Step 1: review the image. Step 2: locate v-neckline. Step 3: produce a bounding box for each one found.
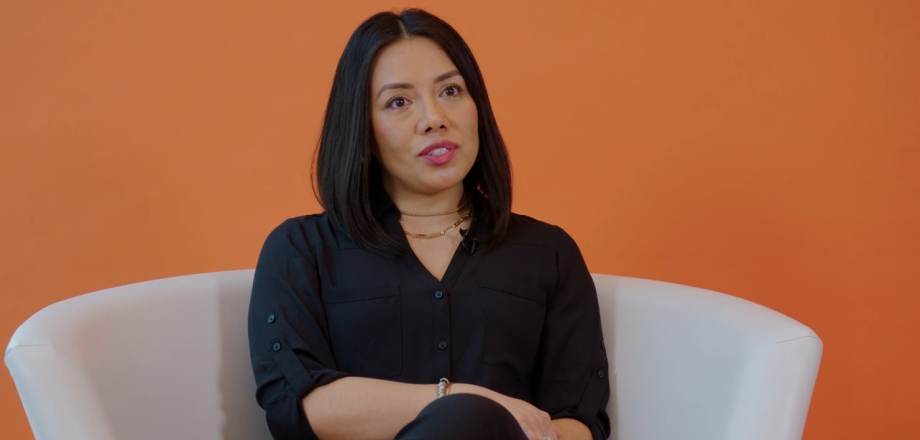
[401,231,469,290]
[387,213,469,290]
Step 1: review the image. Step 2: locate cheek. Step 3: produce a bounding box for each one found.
[455,100,479,134]
[464,103,479,136]
[374,120,409,157]
[463,105,480,152]
[460,108,480,163]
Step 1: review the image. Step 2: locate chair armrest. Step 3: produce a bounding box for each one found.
[592,274,822,440]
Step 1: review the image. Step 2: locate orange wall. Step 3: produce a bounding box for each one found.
[1,1,918,438]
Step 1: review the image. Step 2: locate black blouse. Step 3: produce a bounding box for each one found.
[248,193,611,440]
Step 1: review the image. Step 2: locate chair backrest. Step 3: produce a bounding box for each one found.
[5,270,270,440]
[6,271,821,440]
[595,275,822,440]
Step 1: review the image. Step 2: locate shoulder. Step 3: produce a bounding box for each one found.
[260,213,347,258]
[502,213,578,253]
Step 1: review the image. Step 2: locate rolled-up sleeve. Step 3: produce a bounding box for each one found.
[248,219,349,440]
[531,227,611,440]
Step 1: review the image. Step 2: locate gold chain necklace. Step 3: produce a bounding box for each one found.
[399,199,469,217]
[404,212,471,239]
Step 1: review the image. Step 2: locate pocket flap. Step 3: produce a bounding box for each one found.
[322,285,399,304]
[477,275,546,305]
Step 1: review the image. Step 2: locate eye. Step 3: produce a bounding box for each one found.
[442,84,464,97]
[385,96,410,109]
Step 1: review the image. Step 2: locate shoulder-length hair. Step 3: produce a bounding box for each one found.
[314,8,513,254]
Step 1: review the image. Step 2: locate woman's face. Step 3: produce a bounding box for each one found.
[370,37,479,198]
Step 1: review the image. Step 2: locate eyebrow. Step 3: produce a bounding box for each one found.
[375,70,462,99]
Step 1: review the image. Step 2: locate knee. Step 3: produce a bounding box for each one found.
[397,394,526,440]
[422,393,515,425]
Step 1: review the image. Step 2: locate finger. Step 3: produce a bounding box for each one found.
[536,412,556,440]
[540,426,557,440]
[542,422,559,440]
[519,422,540,440]
[527,415,555,440]
[524,421,553,440]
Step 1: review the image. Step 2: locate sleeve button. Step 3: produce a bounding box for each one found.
[272,342,282,352]
[267,314,275,323]
[596,370,606,379]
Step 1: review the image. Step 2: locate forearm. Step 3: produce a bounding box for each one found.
[302,377,436,440]
[303,378,493,440]
[552,418,592,440]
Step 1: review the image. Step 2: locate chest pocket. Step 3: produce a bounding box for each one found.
[323,285,402,378]
[478,274,547,383]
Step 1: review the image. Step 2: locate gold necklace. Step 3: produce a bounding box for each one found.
[399,199,469,217]
[404,212,471,239]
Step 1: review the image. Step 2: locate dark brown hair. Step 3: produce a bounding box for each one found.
[314,9,512,254]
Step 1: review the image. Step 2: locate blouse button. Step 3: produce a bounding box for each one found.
[434,290,444,299]
[267,314,275,323]
[272,342,282,352]
[437,341,448,350]
[596,370,606,379]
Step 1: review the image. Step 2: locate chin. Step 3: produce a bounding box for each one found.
[420,175,466,193]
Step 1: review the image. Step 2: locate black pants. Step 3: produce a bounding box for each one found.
[395,394,529,440]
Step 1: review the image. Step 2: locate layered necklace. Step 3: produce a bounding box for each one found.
[400,199,470,239]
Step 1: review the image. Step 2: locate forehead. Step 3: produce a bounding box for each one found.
[371,37,459,86]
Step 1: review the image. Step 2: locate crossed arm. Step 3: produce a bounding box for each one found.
[302,377,591,440]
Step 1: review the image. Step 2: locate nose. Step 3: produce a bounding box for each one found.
[418,97,448,133]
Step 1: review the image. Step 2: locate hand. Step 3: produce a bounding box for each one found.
[479,389,562,440]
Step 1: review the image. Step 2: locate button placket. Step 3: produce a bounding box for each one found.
[432,285,451,379]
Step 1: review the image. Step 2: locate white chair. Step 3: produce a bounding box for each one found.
[5,270,821,440]
[594,276,822,440]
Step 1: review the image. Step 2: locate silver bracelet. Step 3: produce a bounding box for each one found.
[437,378,451,399]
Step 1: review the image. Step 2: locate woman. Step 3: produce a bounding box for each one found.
[248,9,609,440]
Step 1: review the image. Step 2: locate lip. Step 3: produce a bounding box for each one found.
[418,141,459,167]
[418,141,458,156]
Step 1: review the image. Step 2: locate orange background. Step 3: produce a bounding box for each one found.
[2,0,918,438]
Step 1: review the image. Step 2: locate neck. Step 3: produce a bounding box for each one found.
[387,184,466,216]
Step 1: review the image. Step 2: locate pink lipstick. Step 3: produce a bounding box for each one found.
[418,141,458,166]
